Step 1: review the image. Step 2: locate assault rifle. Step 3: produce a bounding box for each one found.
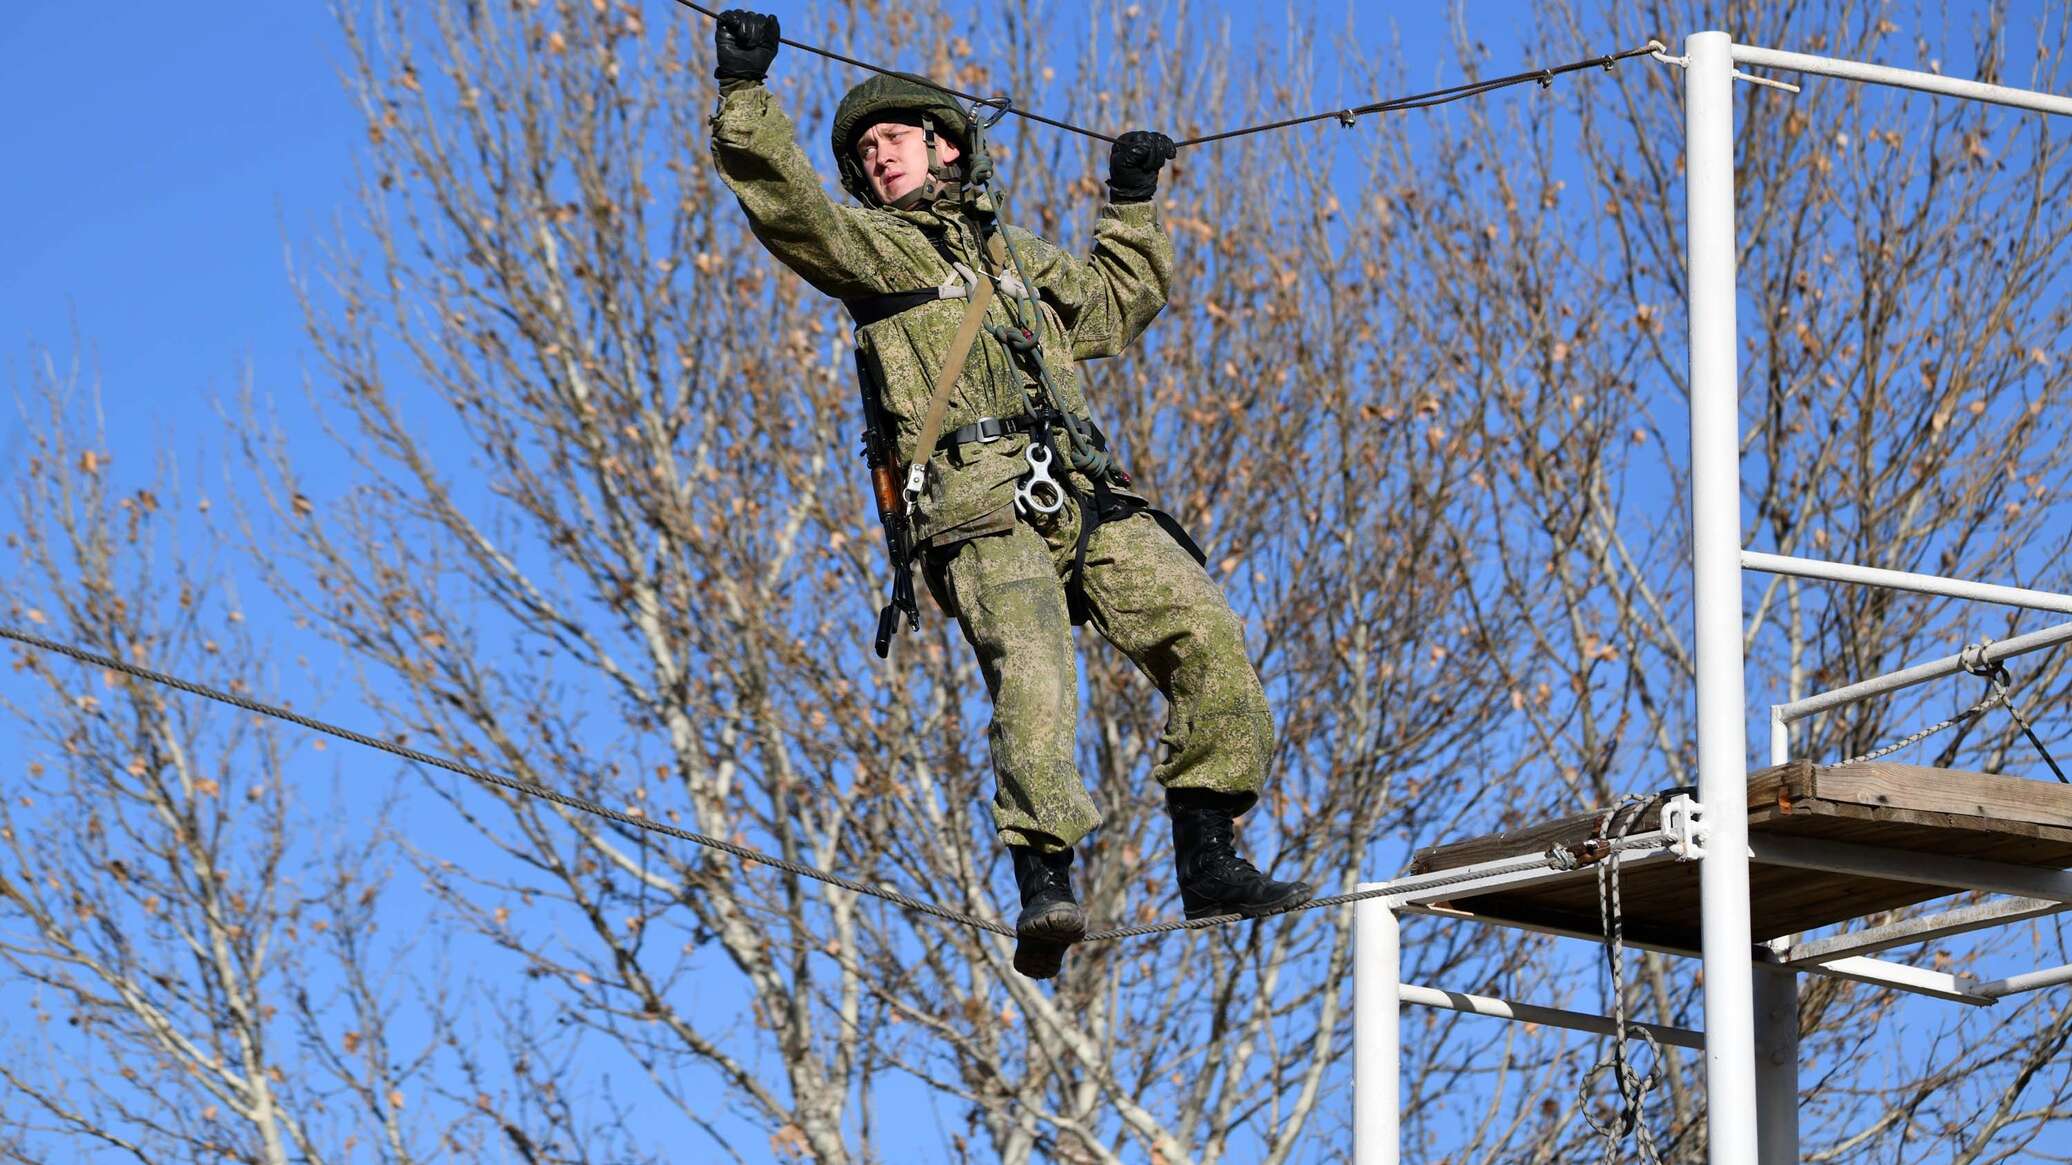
[854,349,921,657]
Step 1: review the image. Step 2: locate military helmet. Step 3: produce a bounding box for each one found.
[830,72,974,204]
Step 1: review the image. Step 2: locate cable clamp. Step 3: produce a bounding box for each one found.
[1336,109,1358,127]
[1661,794,1704,861]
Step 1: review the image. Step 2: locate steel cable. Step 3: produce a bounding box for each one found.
[671,0,1661,151]
[2,626,1669,948]
[0,625,1017,937]
[1821,642,2067,781]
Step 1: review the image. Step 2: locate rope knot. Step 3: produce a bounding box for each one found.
[989,323,1038,352]
[1960,640,1998,678]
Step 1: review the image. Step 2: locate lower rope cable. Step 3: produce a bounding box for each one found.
[2,626,1686,946]
[0,625,1015,939]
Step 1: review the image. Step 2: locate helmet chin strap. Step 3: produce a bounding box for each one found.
[885,114,962,211]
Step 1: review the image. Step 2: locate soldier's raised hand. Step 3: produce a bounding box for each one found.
[714,9,781,83]
[1107,130,1178,203]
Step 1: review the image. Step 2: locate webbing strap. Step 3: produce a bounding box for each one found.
[903,233,1008,501]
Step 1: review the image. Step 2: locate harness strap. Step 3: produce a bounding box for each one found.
[844,263,974,329]
[847,288,951,329]
[1063,476,1208,625]
[902,232,1015,504]
[937,412,1044,450]
[904,274,994,502]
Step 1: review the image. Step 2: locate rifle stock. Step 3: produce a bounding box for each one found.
[855,348,921,657]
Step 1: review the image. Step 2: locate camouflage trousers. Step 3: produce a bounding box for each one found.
[925,495,1275,852]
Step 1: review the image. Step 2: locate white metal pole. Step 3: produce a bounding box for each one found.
[1742,551,2072,615]
[1396,983,1706,1050]
[1355,893,1401,1165]
[1732,43,2072,116]
[1685,30,1762,1165]
[1753,969,1800,1163]
[1772,617,2072,724]
[1977,961,2072,997]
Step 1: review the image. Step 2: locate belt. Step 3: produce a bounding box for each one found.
[936,414,1044,451]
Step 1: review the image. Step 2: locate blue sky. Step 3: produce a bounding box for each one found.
[2,2,359,468]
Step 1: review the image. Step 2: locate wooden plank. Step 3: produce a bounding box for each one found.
[1812,761,2072,830]
[1418,761,2072,874]
[1410,799,1681,874]
[1750,797,2072,845]
[1431,860,1964,945]
[1410,761,2072,944]
[1749,804,2072,858]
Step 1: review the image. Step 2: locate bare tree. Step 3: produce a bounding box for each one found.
[10,0,2038,1161]
[0,357,618,1163]
[222,0,1541,1160]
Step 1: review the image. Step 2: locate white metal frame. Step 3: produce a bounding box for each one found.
[1351,32,2072,1165]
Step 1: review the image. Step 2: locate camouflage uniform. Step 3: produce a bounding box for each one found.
[710,85,1273,852]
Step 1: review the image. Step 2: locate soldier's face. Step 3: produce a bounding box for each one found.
[856,120,962,205]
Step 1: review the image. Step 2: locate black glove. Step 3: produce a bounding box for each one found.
[1107,130,1177,203]
[714,9,780,83]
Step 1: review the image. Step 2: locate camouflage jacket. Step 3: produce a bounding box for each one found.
[709,84,1173,548]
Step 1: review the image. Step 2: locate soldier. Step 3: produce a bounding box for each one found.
[708,10,1312,979]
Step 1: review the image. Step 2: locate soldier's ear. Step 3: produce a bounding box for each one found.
[934,135,963,165]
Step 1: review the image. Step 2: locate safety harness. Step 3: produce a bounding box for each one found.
[844,110,1203,652]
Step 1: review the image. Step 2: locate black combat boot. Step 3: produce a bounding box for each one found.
[1008,846,1087,980]
[1167,788,1315,920]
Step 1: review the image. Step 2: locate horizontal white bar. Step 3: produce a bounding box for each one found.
[1733,43,2072,116]
[1398,982,1706,1050]
[1783,897,2067,964]
[1748,834,2072,904]
[1385,840,1678,908]
[1409,906,1994,1005]
[1804,955,1993,1006]
[1976,961,2072,997]
[1402,905,1999,1005]
[1744,552,2072,615]
[1774,618,2072,723]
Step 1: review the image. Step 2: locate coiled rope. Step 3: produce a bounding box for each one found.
[669,0,1662,149]
[1568,794,1669,1164]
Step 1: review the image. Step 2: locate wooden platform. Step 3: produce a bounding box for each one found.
[1409,761,2072,949]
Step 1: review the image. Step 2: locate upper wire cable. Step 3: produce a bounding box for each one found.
[671,0,1661,150]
